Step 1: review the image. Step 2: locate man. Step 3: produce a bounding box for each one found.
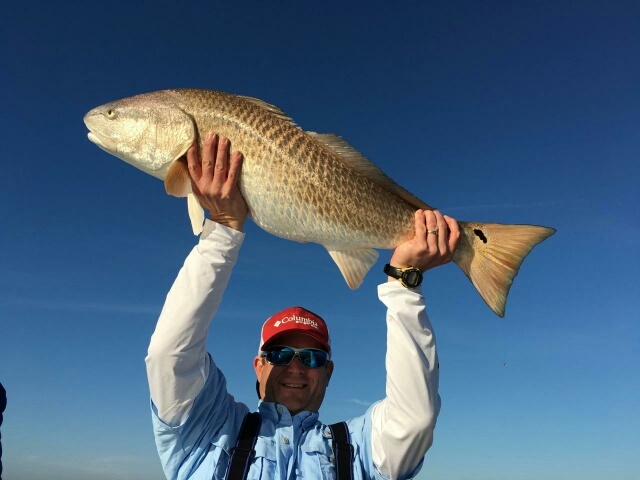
[0,381,5,480]
[146,134,460,479]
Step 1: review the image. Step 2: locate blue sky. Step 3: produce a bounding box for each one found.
[1,1,638,479]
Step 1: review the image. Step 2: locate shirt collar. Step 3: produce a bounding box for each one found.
[257,401,320,430]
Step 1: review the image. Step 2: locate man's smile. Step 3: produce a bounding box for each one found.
[282,383,306,389]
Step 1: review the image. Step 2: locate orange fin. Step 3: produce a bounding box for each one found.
[307,132,432,210]
[453,222,556,317]
[327,248,379,289]
[188,193,205,235]
[164,160,191,197]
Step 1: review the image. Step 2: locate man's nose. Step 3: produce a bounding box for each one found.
[286,355,305,371]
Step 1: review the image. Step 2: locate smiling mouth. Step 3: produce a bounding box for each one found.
[283,383,306,389]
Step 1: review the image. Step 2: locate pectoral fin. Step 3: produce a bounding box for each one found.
[327,248,379,289]
[165,160,204,235]
[188,193,205,235]
[164,160,191,197]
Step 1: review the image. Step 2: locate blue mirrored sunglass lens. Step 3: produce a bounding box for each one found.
[300,350,324,368]
[265,348,327,368]
[266,349,294,365]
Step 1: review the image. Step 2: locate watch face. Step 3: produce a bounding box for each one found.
[402,269,422,287]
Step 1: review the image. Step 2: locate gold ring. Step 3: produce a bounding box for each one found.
[427,230,438,235]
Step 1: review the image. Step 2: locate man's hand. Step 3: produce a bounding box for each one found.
[389,210,460,276]
[186,133,249,232]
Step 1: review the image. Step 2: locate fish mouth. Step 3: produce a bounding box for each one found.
[87,131,117,154]
[84,110,117,153]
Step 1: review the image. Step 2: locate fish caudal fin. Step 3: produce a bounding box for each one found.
[328,248,379,289]
[453,222,556,317]
[187,193,205,235]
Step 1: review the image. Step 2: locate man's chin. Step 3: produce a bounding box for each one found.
[277,392,310,413]
[280,396,307,412]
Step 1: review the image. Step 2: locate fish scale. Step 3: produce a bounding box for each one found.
[85,88,555,316]
[174,90,410,243]
[225,116,409,245]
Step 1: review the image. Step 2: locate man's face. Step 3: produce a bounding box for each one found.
[254,332,334,416]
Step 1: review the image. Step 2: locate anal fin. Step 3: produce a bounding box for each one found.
[327,248,379,289]
[188,193,205,235]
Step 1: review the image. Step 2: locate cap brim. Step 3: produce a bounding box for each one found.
[261,331,330,352]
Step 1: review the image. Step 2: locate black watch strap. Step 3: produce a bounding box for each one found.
[383,264,423,288]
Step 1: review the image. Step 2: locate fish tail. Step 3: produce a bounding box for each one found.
[452,222,556,317]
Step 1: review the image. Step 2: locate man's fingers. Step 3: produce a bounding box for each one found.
[225,151,244,189]
[425,210,438,250]
[201,133,217,182]
[433,210,449,255]
[413,210,427,248]
[186,143,202,182]
[212,136,230,191]
[444,215,460,254]
[414,210,426,232]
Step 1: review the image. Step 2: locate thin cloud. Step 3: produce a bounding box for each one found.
[346,398,372,407]
[14,454,158,480]
[1,297,160,315]
[442,200,559,212]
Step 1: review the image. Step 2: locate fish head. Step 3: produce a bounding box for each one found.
[84,91,196,179]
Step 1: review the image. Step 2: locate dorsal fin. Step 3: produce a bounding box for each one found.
[307,132,432,210]
[236,95,301,130]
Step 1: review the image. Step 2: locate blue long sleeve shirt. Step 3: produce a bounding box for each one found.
[146,220,440,479]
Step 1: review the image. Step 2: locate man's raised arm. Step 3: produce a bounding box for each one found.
[371,209,460,479]
[145,134,248,426]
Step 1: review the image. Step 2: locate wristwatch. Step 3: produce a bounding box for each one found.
[383,264,423,288]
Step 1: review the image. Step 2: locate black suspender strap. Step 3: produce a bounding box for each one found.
[329,422,354,480]
[225,412,262,480]
[225,414,354,480]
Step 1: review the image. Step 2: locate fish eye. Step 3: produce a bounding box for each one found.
[106,109,116,119]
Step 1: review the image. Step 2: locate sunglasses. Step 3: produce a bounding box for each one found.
[261,346,330,368]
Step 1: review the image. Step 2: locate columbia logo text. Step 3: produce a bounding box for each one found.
[274,316,319,329]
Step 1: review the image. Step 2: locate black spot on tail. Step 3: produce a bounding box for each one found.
[473,229,488,243]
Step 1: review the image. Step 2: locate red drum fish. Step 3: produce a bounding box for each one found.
[84,89,555,316]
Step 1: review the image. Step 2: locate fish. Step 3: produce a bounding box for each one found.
[84,89,555,317]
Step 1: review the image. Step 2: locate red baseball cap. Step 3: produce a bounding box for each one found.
[259,306,331,352]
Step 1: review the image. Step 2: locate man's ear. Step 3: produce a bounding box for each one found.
[254,357,266,400]
[253,356,263,379]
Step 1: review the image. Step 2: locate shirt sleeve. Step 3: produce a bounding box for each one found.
[370,281,441,479]
[151,354,250,480]
[145,220,245,427]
